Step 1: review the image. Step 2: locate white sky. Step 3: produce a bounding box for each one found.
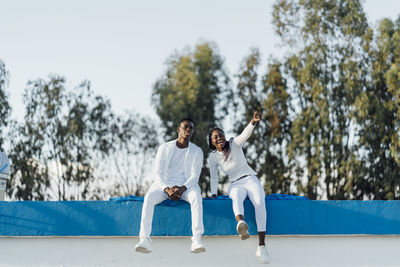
[1,0,399,122]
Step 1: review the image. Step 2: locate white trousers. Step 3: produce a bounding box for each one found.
[139,183,204,239]
[228,175,267,232]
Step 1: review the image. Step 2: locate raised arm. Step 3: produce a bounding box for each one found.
[233,111,261,147]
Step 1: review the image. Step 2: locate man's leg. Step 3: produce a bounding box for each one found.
[136,183,167,253]
[181,186,205,253]
[181,187,204,238]
[139,183,168,238]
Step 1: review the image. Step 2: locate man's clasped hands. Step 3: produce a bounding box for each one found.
[163,185,187,201]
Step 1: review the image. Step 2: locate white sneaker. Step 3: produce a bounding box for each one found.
[236,220,250,240]
[256,245,271,264]
[135,237,152,253]
[191,237,206,253]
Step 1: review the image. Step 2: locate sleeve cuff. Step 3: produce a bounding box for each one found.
[183,182,192,189]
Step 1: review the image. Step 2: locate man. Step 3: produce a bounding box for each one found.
[0,152,10,201]
[135,118,205,253]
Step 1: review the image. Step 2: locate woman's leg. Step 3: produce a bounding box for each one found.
[229,185,247,220]
[242,177,271,263]
[229,184,250,239]
[258,231,266,246]
[236,214,244,222]
[246,176,267,246]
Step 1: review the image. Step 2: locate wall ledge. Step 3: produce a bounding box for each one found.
[1,200,399,236]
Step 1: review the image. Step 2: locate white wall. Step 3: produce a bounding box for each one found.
[0,236,399,267]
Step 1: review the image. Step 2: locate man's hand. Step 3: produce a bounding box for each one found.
[164,187,179,200]
[170,185,187,201]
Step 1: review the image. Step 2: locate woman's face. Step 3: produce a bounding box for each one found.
[211,129,226,151]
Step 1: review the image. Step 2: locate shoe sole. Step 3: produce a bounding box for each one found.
[135,246,151,253]
[237,222,250,240]
[191,247,206,253]
[256,250,271,264]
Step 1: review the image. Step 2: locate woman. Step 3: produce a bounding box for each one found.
[208,111,270,264]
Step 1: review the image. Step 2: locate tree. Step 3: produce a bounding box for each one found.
[261,59,294,195]
[271,0,369,199]
[152,42,232,194]
[95,111,159,198]
[351,17,400,199]
[0,60,11,151]
[8,75,116,200]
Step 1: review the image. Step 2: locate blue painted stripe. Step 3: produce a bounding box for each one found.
[0,200,399,236]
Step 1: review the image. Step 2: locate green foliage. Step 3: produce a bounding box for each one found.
[262,60,293,194]
[235,0,400,199]
[152,42,232,194]
[8,76,116,200]
[243,0,400,200]
[98,111,159,198]
[351,16,400,199]
[238,0,368,199]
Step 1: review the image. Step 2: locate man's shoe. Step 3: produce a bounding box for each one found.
[135,237,152,253]
[236,220,250,240]
[191,237,206,253]
[256,245,271,264]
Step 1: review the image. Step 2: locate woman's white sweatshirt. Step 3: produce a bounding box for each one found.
[208,122,257,195]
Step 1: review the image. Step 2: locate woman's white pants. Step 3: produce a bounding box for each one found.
[139,183,204,239]
[228,175,267,232]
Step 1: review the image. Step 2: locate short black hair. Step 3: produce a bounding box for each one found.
[179,118,195,126]
[208,127,224,151]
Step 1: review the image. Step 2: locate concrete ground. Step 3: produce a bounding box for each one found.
[0,235,399,267]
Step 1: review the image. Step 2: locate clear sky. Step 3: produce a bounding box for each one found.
[1,0,399,122]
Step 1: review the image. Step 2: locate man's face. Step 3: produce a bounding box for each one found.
[177,120,194,140]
